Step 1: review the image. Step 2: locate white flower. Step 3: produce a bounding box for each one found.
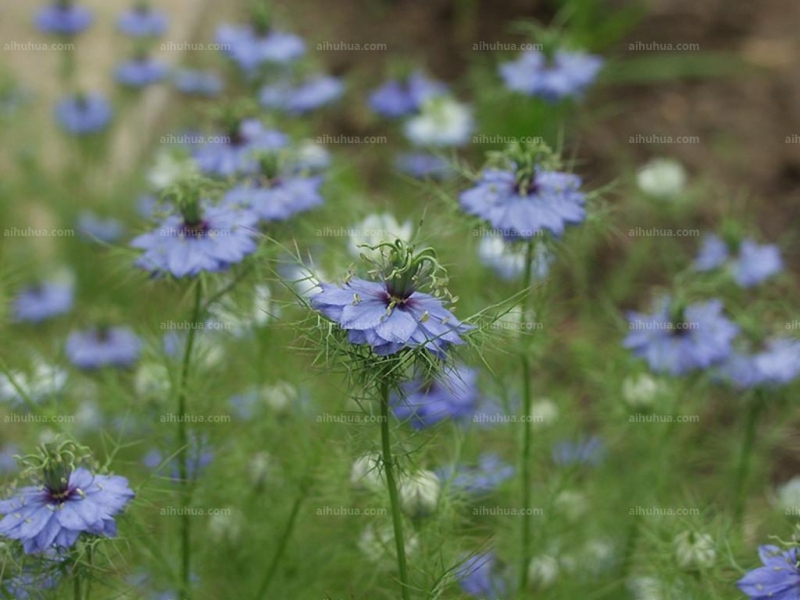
[287,265,323,300]
[404,96,473,147]
[621,374,663,410]
[248,451,273,488]
[135,362,171,398]
[0,359,67,405]
[350,452,384,490]
[478,237,552,281]
[348,213,414,261]
[554,490,588,522]
[260,381,297,413]
[674,531,716,570]
[627,577,669,600]
[74,400,102,432]
[147,148,198,191]
[636,158,687,199]
[775,477,800,517]
[398,470,440,517]
[208,510,243,544]
[528,555,559,588]
[583,538,615,571]
[530,398,559,427]
[294,139,331,171]
[358,523,419,566]
[208,284,274,337]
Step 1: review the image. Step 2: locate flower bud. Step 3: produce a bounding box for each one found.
[674,530,715,570]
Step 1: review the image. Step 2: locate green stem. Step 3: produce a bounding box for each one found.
[177,283,203,600]
[518,239,535,596]
[379,381,411,600]
[73,572,81,600]
[733,393,764,523]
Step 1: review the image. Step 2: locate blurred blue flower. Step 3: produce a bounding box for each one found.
[753,338,800,386]
[172,69,223,97]
[143,437,213,481]
[623,298,739,375]
[553,436,605,467]
[223,174,324,222]
[54,93,112,135]
[13,282,73,323]
[117,6,168,37]
[395,152,451,179]
[694,234,783,288]
[0,467,134,554]
[115,57,168,88]
[77,211,124,242]
[460,168,586,239]
[35,2,93,35]
[456,552,508,599]
[368,71,446,118]
[216,24,305,72]
[499,49,603,101]
[260,75,344,114]
[438,454,515,495]
[737,545,800,599]
[391,365,480,428]
[131,202,259,277]
[65,326,142,369]
[0,445,18,475]
[1,564,60,598]
[192,119,287,177]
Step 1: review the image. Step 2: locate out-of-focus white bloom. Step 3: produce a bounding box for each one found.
[358,523,419,565]
[348,213,414,261]
[147,148,198,191]
[528,555,559,588]
[0,359,67,405]
[260,381,297,413]
[195,335,225,368]
[74,400,103,432]
[248,451,273,488]
[554,490,588,522]
[478,237,552,281]
[38,429,58,445]
[674,531,716,570]
[627,577,669,600]
[287,265,323,300]
[774,477,800,517]
[404,96,473,147]
[530,398,559,427]
[350,452,384,490]
[135,362,171,398]
[583,538,615,572]
[208,509,243,544]
[636,158,687,199]
[209,284,274,337]
[294,139,331,171]
[621,374,663,410]
[398,470,440,517]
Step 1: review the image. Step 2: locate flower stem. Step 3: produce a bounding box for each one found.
[177,283,202,600]
[518,239,535,595]
[379,380,411,600]
[733,392,764,523]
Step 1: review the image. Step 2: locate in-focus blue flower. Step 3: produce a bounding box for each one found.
[223,172,324,223]
[117,6,168,37]
[391,365,480,429]
[115,57,168,88]
[172,69,223,97]
[54,93,112,135]
[131,201,259,277]
[259,75,343,114]
[623,298,739,375]
[13,282,73,323]
[456,552,508,599]
[737,545,800,599]
[65,326,142,369]
[192,119,287,177]
[77,211,124,243]
[553,436,605,467]
[394,152,451,179]
[368,71,447,118]
[460,168,585,239]
[694,234,783,288]
[0,466,134,554]
[499,49,603,101]
[35,2,93,35]
[438,454,515,495]
[216,24,305,72]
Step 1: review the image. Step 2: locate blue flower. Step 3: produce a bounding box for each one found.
[192,119,287,177]
[0,445,18,475]
[143,445,212,482]
[368,71,447,118]
[54,93,112,135]
[395,152,451,179]
[216,24,305,72]
[310,278,472,358]
[172,69,223,97]
[0,467,134,554]
[391,365,480,428]
[259,75,344,114]
[499,49,603,101]
[223,174,324,222]
[753,338,800,386]
[35,2,93,35]
[737,545,800,599]
[553,436,605,466]
[117,6,168,37]
[13,282,73,323]
[438,454,515,495]
[1,561,60,598]
[65,327,142,369]
[623,298,739,375]
[456,552,508,599]
[694,234,783,288]
[115,57,168,88]
[460,168,586,239]
[77,211,124,242]
[131,202,259,277]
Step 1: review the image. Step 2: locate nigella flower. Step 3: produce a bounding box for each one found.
[77,211,124,243]
[552,436,605,467]
[117,5,168,37]
[478,236,552,281]
[259,75,344,114]
[460,168,586,239]
[66,326,142,369]
[623,297,739,375]
[13,282,73,323]
[0,445,18,474]
[0,442,134,554]
[0,360,67,406]
[35,2,93,35]
[456,552,508,599]
[115,57,168,88]
[499,49,603,101]
[222,166,324,223]
[636,158,687,199]
[694,234,783,288]
[737,545,800,599]
[368,71,447,118]
[54,93,112,135]
[216,24,305,72]
[391,365,480,428]
[172,69,223,97]
[404,96,473,147]
[192,119,287,177]
[438,454,515,495]
[310,242,472,357]
[716,339,800,389]
[394,152,451,179]
[291,140,331,172]
[348,213,414,261]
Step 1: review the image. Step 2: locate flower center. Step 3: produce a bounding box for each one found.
[179,220,211,238]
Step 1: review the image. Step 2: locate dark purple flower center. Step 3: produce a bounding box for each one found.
[179,219,211,238]
[45,482,81,505]
[93,327,112,342]
[228,130,248,147]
